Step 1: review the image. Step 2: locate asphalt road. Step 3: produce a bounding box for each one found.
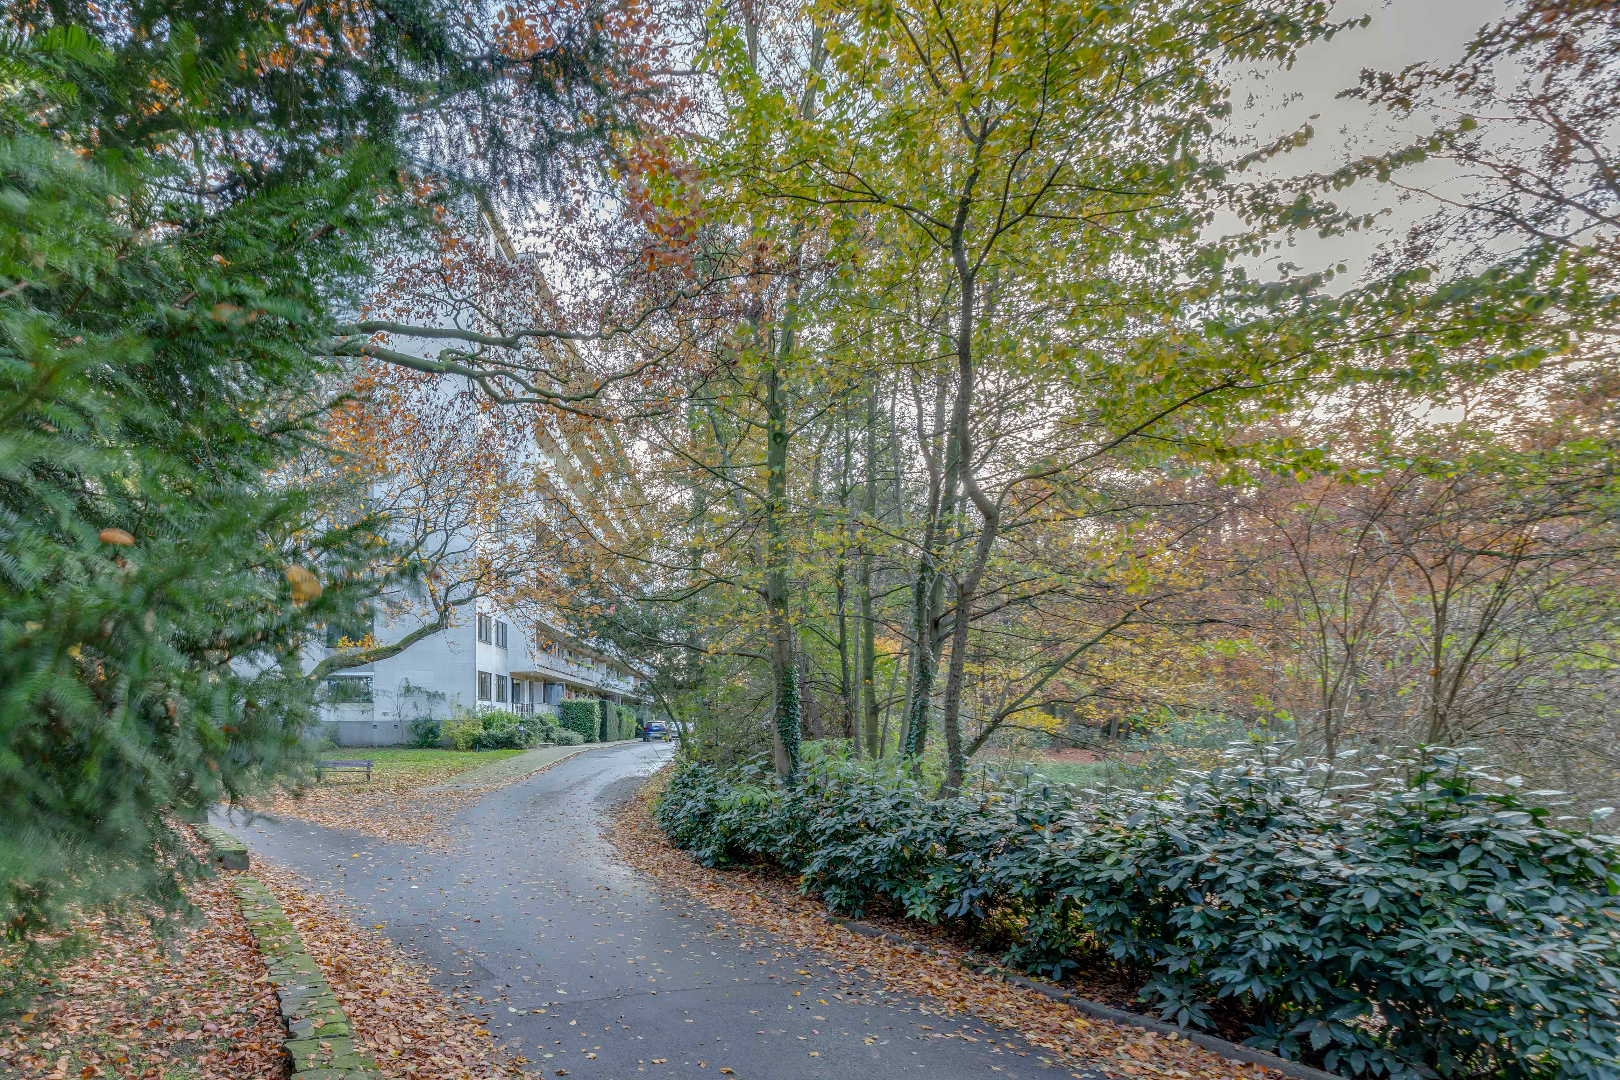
[218,741,1082,1080]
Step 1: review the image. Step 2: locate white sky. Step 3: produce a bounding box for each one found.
[1230,0,1511,280]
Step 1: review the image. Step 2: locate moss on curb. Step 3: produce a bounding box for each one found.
[193,822,250,870]
[228,867,382,1080]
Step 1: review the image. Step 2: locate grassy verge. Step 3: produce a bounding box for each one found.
[314,748,528,792]
[249,747,538,845]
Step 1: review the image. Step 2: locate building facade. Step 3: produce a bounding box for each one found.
[318,606,645,746]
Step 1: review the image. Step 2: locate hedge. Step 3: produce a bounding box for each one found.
[655,749,1620,1080]
[558,699,599,743]
[617,704,637,739]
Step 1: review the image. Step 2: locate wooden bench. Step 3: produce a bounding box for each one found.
[316,758,373,781]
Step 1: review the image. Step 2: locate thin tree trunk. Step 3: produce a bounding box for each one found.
[764,333,801,776]
[902,373,956,763]
[938,189,999,797]
[836,407,855,747]
[860,386,879,759]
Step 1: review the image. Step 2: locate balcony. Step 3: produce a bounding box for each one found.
[514,651,607,685]
[511,650,643,700]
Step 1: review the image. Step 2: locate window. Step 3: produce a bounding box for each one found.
[477,670,492,701]
[476,614,492,644]
[322,676,373,703]
[495,675,508,702]
[495,620,508,649]
[511,680,525,704]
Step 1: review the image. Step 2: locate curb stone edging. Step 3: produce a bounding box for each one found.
[822,915,1345,1080]
[232,875,382,1080]
[193,822,250,870]
[191,828,383,1080]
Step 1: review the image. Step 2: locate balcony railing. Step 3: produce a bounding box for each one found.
[513,651,641,698]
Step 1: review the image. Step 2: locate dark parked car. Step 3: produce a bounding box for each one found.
[642,720,672,741]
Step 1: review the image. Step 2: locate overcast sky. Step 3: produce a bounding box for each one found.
[1230,0,1511,280]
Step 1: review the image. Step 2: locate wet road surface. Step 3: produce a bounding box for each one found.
[218,741,1082,1079]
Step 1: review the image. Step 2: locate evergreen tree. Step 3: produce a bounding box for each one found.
[0,0,625,971]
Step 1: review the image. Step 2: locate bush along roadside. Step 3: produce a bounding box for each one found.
[654,748,1620,1080]
[189,824,381,1079]
[559,699,600,743]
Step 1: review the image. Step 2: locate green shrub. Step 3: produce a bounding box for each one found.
[470,712,529,750]
[617,704,637,740]
[406,716,442,749]
[439,706,540,751]
[441,707,483,751]
[554,729,584,746]
[559,700,599,743]
[655,750,1620,1080]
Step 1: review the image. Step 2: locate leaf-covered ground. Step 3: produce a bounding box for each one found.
[251,859,523,1080]
[1,820,526,1080]
[0,862,286,1079]
[606,775,1284,1080]
[247,748,528,845]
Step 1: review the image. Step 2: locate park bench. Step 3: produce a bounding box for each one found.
[316,758,373,781]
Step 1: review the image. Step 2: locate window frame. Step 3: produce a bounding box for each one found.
[477,670,492,701]
[495,674,508,702]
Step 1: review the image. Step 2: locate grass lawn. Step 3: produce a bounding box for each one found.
[313,747,528,791]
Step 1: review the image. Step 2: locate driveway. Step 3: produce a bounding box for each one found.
[218,742,1080,1079]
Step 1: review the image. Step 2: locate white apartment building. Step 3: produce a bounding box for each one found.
[314,249,649,745]
[318,606,646,746]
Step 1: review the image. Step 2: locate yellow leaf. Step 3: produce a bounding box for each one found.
[285,565,322,602]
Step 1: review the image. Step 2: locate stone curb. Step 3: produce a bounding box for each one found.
[822,915,1344,1080]
[193,822,250,870]
[226,868,383,1080]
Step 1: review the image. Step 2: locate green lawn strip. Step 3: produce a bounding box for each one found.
[417,740,631,794]
[315,748,528,791]
[228,871,380,1079]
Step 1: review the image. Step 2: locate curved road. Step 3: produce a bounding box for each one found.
[219,741,1080,1079]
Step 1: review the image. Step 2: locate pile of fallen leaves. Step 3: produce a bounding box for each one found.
[0,863,285,1079]
[247,750,590,846]
[251,860,524,1080]
[247,770,485,847]
[607,774,1283,1080]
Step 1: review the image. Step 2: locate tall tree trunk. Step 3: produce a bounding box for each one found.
[765,359,798,779]
[901,373,957,763]
[836,408,856,748]
[938,194,999,797]
[859,386,879,759]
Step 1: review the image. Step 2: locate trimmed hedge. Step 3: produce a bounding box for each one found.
[617,704,637,740]
[558,699,599,743]
[656,750,1620,1080]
